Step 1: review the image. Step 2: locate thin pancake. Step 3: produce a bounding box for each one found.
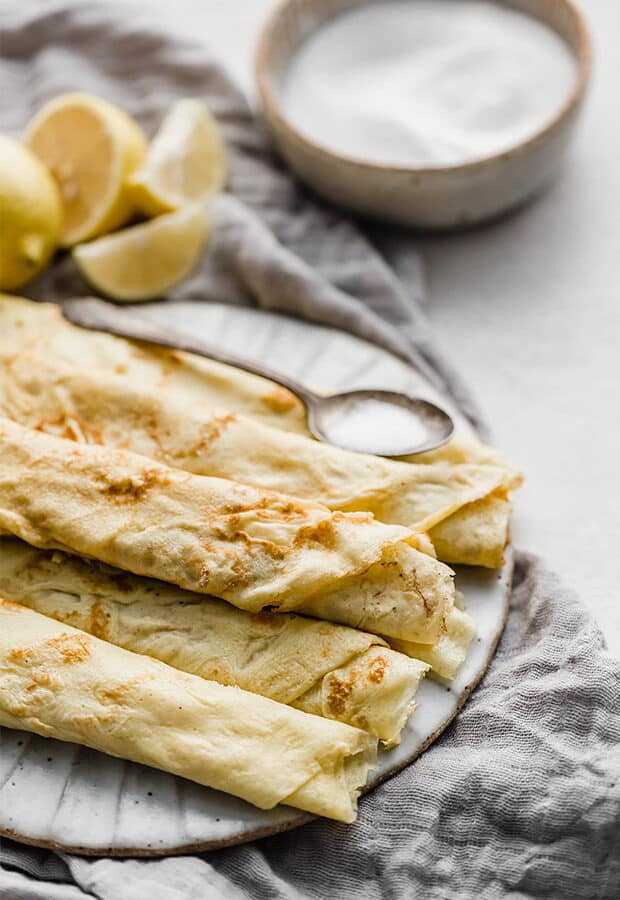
[0,538,428,744]
[0,600,376,822]
[392,607,476,681]
[0,351,511,535]
[0,418,454,642]
[429,493,512,569]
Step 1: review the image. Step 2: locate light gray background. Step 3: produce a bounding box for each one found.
[104,0,620,653]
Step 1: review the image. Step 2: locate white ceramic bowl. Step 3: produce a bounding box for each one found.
[256,0,590,228]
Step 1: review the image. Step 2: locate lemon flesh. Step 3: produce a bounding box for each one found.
[25,93,147,247]
[72,203,209,302]
[130,99,227,216]
[0,135,63,290]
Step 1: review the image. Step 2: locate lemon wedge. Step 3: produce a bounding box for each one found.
[25,93,147,247]
[0,135,63,290]
[72,203,209,302]
[130,99,227,216]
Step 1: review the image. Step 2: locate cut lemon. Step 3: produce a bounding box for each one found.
[25,93,147,247]
[130,99,227,216]
[72,203,209,302]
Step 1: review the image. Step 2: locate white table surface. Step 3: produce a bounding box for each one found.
[130,0,619,654]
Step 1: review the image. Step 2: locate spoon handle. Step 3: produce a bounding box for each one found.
[61,298,317,407]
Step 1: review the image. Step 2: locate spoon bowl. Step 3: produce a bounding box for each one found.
[307,389,454,456]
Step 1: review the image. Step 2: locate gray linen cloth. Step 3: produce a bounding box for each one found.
[1,4,619,899]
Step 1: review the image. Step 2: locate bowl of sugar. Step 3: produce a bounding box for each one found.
[256,0,590,228]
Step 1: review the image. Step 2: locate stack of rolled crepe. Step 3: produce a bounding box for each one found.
[0,418,460,820]
[0,295,521,822]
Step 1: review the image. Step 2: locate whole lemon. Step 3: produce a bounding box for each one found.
[0,135,63,290]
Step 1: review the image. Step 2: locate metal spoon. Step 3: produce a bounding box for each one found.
[61,298,454,457]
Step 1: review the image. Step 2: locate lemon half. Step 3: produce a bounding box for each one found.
[72,203,209,302]
[0,135,63,290]
[130,99,227,216]
[25,93,147,247]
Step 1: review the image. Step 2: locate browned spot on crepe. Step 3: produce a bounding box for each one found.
[190,413,237,453]
[260,386,300,414]
[221,495,309,522]
[98,467,165,501]
[8,646,31,663]
[96,675,154,705]
[294,519,337,550]
[367,655,388,684]
[325,675,353,716]
[8,632,91,667]
[0,597,24,612]
[45,632,92,664]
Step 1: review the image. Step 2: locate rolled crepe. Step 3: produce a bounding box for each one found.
[0,295,304,431]
[429,493,513,569]
[0,599,377,821]
[0,538,428,744]
[0,297,522,566]
[392,607,476,681]
[0,419,454,642]
[0,351,511,536]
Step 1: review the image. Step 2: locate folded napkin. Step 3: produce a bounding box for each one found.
[1,3,618,899]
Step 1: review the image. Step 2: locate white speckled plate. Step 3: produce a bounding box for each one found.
[0,302,512,856]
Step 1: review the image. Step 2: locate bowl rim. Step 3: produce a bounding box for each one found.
[255,0,592,175]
